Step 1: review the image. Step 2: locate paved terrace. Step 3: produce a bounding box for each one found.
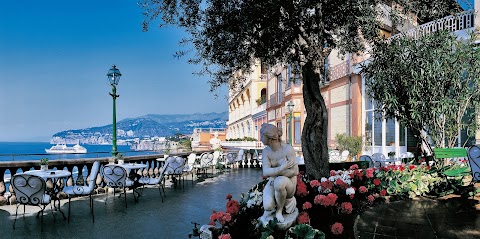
[1,168,479,239]
[0,168,264,239]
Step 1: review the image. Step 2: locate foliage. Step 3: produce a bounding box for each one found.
[256,96,266,106]
[226,137,257,142]
[39,157,49,165]
[140,0,455,179]
[179,138,192,151]
[204,161,470,238]
[387,151,396,157]
[362,30,480,148]
[335,134,363,158]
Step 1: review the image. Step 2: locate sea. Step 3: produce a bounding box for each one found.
[0,142,160,189]
[0,142,158,162]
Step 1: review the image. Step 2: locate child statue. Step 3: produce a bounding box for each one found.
[258,123,299,228]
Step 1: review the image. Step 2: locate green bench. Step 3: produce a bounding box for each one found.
[433,147,470,177]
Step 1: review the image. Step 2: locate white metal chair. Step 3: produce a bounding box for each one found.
[63,161,100,223]
[164,156,186,188]
[467,145,480,199]
[183,153,198,183]
[198,153,214,177]
[359,155,376,168]
[11,174,52,231]
[101,164,134,208]
[328,150,342,163]
[371,153,387,167]
[138,161,168,202]
[340,150,350,162]
[234,149,245,168]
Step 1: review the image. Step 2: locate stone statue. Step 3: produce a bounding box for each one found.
[259,123,299,229]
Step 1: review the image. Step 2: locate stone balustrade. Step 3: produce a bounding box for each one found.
[391,10,475,41]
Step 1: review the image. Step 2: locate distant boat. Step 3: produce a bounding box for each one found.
[45,144,87,154]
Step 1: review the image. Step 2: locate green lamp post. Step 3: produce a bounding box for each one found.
[107,65,122,157]
[287,100,295,145]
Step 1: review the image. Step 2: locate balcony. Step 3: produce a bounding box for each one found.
[268,92,284,108]
[390,10,475,40]
[0,154,262,238]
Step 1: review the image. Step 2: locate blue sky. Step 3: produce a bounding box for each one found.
[0,1,227,141]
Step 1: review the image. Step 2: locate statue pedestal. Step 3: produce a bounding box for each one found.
[259,208,299,230]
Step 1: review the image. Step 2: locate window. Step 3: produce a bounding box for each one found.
[287,65,292,88]
[277,74,283,102]
[294,113,301,144]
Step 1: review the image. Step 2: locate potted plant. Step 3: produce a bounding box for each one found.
[388,151,396,160]
[40,158,49,171]
[116,153,124,164]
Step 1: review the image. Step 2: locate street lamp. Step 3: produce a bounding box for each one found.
[287,100,295,145]
[107,65,122,157]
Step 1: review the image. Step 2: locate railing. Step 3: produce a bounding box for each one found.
[391,10,475,40]
[268,92,283,108]
[222,141,263,149]
[0,151,196,203]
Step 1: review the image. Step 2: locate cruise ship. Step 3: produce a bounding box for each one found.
[45,144,87,154]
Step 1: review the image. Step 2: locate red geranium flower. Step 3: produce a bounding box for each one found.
[331,222,344,235]
[359,186,368,193]
[296,182,309,197]
[226,194,232,200]
[380,189,387,196]
[218,233,232,239]
[309,180,320,187]
[341,202,353,214]
[409,165,416,170]
[297,211,310,224]
[367,195,375,203]
[302,201,312,210]
[365,168,374,178]
[373,178,381,186]
[349,164,359,170]
[226,200,240,215]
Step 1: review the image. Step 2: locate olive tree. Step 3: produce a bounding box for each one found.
[362,30,480,148]
[140,0,457,178]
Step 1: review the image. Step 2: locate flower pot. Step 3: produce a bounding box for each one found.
[118,159,124,165]
[40,165,48,171]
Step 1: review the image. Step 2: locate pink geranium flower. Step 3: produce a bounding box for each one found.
[310,180,320,187]
[302,201,312,210]
[365,168,374,178]
[341,202,353,214]
[373,178,381,186]
[296,182,309,197]
[331,222,344,235]
[297,211,310,224]
[359,186,368,193]
[218,234,232,239]
[367,195,375,203]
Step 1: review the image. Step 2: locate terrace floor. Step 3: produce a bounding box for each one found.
[1,168,264,239]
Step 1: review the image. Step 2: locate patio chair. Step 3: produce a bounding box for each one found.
[11,174,53,232]
[223,152,236,169]
[467,145,480,199]
[138,161,168,202]
[183,153,198,184]
[212,151,222,173]
[198,153,214,177]
[340,150,350,162]
[234,149,245,168]
[328,150,341,163]
[164,156,186,189]
[359,155,378,168]
[371,153,387,167]
[254,149,263,167]
[63,161,100,223]
[101,164,134,208]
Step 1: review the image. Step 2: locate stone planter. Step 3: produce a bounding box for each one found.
[40,165,48,171]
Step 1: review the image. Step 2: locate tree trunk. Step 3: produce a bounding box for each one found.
[301,61,329,179]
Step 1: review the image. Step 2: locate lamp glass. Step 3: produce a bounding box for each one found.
[106,65,122,86]
[287,100,294,113]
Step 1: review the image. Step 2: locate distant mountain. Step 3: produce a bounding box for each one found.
[50,112,228,145]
